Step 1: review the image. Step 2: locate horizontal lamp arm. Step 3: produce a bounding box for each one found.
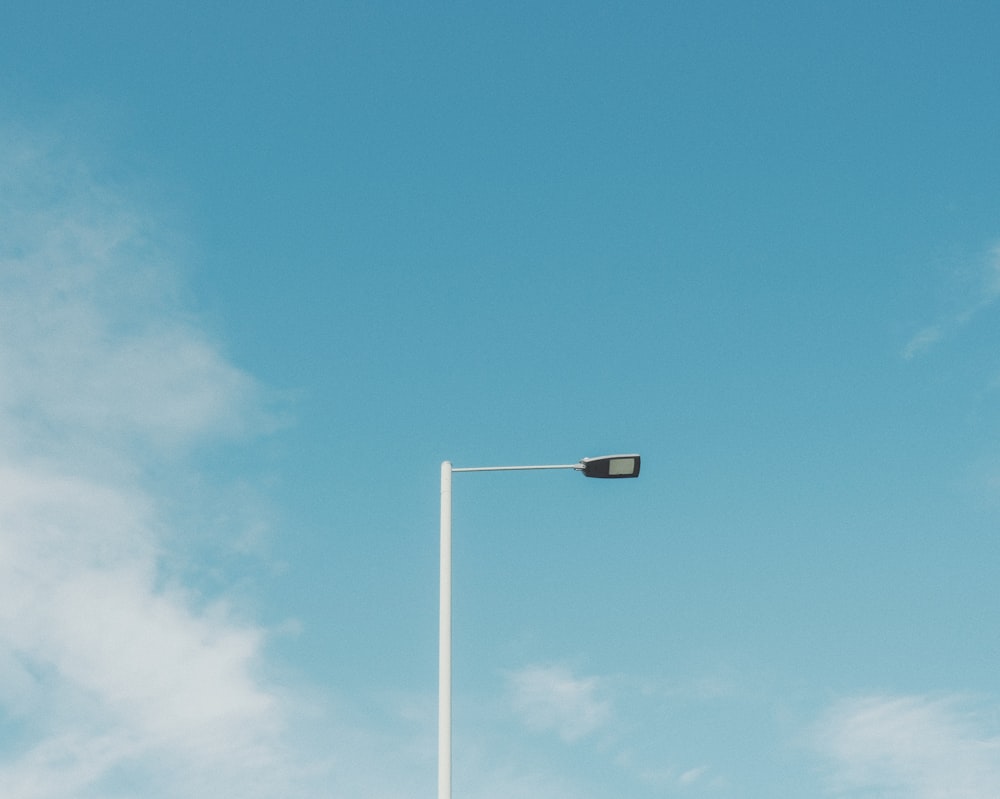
[451,464,581,473]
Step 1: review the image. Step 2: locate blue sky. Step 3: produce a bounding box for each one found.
[1,2,1000,797]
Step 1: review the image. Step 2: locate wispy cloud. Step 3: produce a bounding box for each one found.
[678,765,709,785]
[903,244,1000,359]
[814,694,1000,799]
[902,324,945,360]
[0,128,310,798]
[502,664,729,794]
[505,664,611,742]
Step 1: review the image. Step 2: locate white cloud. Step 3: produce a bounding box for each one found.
[506,664,611,742]
[903,244,1000,359]
[0,214,266,461]
[0,128,310,798]
[814,694,1000,799]
[678,765,708,785]
[983,244,1000,302]
[902,324,944,360]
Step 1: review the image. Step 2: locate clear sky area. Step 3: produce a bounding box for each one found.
[1,3,999,797]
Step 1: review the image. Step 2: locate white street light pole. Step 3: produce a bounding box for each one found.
[438,461,452,799]
[438,454,640,799]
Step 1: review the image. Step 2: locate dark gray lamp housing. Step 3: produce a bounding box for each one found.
[579,454,641,478]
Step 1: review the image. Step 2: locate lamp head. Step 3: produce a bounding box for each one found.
[579,454,641,478]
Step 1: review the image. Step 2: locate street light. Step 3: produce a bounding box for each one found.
[438,454,641,799]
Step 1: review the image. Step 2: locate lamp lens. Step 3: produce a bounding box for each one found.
[609,458,635,476]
